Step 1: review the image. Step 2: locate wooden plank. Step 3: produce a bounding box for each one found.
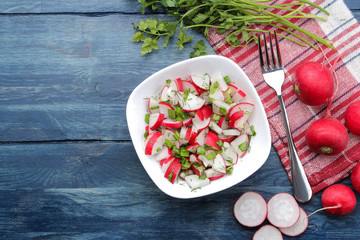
[0,14,212,142]
[0,142,359,239]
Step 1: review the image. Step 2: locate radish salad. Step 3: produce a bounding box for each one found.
[143,72,256,190]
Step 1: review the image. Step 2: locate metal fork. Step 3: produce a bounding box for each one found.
[258,31,312,203]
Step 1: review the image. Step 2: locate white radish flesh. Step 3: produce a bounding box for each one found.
[267,193,300,228]
[191,74,210,90]
[184,175,210,189]
[212,154,227,174]
[233,192,267,227]
[279,207,308,237]
[253,225,283,240]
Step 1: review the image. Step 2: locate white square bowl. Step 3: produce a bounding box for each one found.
[126,55,271,199]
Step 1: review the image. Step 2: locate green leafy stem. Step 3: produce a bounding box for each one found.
[132,0,333,56]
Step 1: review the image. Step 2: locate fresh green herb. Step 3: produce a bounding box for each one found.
[250,125,256,136]
[133,0,333,57]
[212,114,220,122]
[209,81,219,95]
[168,172,173,182]
[190,40,212,58]
[219,107,227,115]
[168,109,176,120]
[181,158,192,169]
[180,148,190,157]
[145,113,150,124]
[216,140,223,147]
[144,131,149,138]
[183,88,191,102]
[199,174,206,180]
[156,147,162,152]
[166,79,171,84]
[206,151,216,160]
[226,165,234,175]
[197,146,206,155]
[238,142,249,152]
[225,97,234,104]
[150,105,159,110]
[164,138,173,148]
[225,88,233,96]
[173,131,180,141]
[223,75,231,84]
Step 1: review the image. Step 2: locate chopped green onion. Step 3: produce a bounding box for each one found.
[225,88,233,96]
[224,75,231,84]
[144,131,149,138]
[226,165,233,175]
[168,109,176,119]
[145,113,150,124]
[209,81,219,95]
[225,97,234,104]
[181,158,192,169]
[164,139,173,148]
[212,114,220,122]
[216,140,223,147]
[168,172,173,182]
[166,79,171,84]
[197,146,206,155]
[251,125,256,136]
[183,88,190,102]
[238,142,249,152]
[206,152,216,160]
[219,107,227,115]
[173,131,180,141]
[199,174,206,180]
[150,105,159,110]
[180,148,190,157]
[156,147,162,152]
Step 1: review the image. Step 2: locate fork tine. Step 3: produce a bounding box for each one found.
[274,31,283,67]
[269,32,277,68]
[262,33,271,70]
[258,33,265,72]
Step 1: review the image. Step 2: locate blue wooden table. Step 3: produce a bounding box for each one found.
[0,1,359,239]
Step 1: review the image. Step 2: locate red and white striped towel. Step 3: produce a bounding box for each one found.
[207,0,360,194]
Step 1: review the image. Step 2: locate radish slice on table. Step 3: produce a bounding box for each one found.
[267,193,300,228]
[233,192,267,227]
[279,207,308,237]
[253,225,283,240]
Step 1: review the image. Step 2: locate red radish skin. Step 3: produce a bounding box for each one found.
[294,62,334,106]
[321,184,356,215]
[305,117,348,155]
[351,162,360,193]
[345,100,360,136]
[233,192,268,228]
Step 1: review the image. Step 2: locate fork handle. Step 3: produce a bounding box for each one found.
[278,95,313,203]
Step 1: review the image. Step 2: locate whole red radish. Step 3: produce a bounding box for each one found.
[345,100,360,136]
[305,117,348,155]
[321,184,356,215]
[294,62,334,106]
[304,57,348,155]
[351,162,360,193]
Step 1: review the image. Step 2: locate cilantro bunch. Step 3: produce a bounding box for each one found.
[132,0,333,56]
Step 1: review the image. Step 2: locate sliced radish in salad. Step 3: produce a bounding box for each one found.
[233,192,267,227]
[253,225,283,240]
[267,193,300,228]
[143,73,256,190]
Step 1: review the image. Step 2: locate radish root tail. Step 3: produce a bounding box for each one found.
[307,205,341,218]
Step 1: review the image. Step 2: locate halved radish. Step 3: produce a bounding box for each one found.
[195,128,208,146]
[175,78,184,92]
[200,91,211,104]
[232,89,247,102]
[209,86,224,102]
[145,131,164,155]
[179,169,193,180]
[204,131,221,150]
[230,134,249,157]
[218,134,236,143]
[184,175,210,189]
[182,93,206,112]
[228,110,244,128]
[209,121,223,135]
[192,115,211,132]
[253,225,283,240]
[160,156,175,172]
[186,143,200,153]
[229,102,254,117]
[267,193,300,228]
[222,129,241,136]
[183,117,192,126]
[200,105,213,119]
[159,102,174,118]
[153,146,172,162]
[189,154,202,165]
[221,142,238,166]
[179,126,189,146]
[279,207,308,237]
[182,80,200,95]
[164,158,181,179]
[160,85,169,101]
[218,116,229,130]
[212,154,226,174]
[204,168,224,180]
[212,100,230,116]
[198,154,213,168]
[190,164,205,176]
[149,113,165,130]
[210,72,229,92]
[161,118,183,128]
[190,74,210,90]
[170,163,182,183]
[148,96,160,114]
[226,83,239,96]
[233,191,267,227]
[167,81,179,105]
